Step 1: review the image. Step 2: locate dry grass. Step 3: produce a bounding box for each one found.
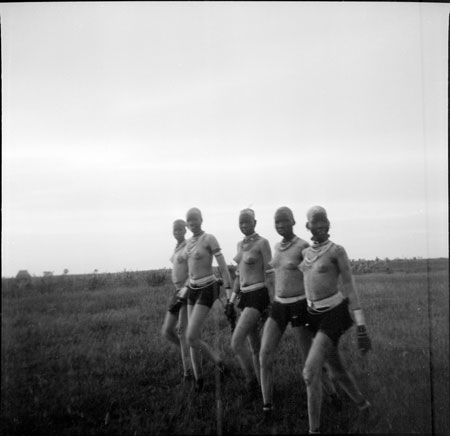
[1,261,448,435]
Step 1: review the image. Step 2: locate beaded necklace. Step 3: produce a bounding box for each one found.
[278,235,298,252]
[303,240,333,266]
[242,233,259,249]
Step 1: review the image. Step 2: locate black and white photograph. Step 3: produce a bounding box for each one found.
[1,2,448,435]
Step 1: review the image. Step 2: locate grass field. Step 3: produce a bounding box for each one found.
[1,259,448,435]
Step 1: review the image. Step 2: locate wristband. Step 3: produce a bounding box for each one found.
[353,309,366,326]
[229,292,238,304]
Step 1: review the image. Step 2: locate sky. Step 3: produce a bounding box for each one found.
[1,2,448,277]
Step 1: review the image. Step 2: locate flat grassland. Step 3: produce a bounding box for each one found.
[1,259,448,435]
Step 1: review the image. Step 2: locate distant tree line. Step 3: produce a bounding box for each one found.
[3,258,447,296]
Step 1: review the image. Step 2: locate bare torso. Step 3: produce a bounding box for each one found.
[170,241,188,288]
[300,241,341,301]
[270,236,309,298]
[184,232,219,281]
[234,234,271,288]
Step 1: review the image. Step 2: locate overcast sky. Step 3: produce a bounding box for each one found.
[1,2,448,277]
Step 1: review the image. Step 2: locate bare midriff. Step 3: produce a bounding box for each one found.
[271,238,309,299]
[235,237,269,290]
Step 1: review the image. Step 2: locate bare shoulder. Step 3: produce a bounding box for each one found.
[205,233,220,247]
[257,236,270,250]
[259,235,269,244]
[298,237,310,251]
[332,243,348,258]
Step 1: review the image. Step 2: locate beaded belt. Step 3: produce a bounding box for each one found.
[274,294,306,304]
[307,291,344,311]
[189,274,216,288]
[241,282,265,293]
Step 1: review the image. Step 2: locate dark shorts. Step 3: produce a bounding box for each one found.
[306,298,354,345]
[269,298,308,333]
[187,281,219,308]
[167,290,187,316]
[237,287,271,314]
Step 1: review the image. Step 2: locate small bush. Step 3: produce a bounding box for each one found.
[34,276,57,294]
[87,274,108,291]
[119,272,139,288]
[145,270,169,287]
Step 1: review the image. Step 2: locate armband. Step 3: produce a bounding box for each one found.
[265,268,274,275]
[353,309,366,326]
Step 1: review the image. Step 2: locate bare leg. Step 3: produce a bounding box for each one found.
[294,326,338,397]
[293,325,312,361]
[187,304,203,381]
[186,303,222,366]
[303,332,331,433]
[321,366,338,397]
[231,307,261,384]
[326,343,367,406]
[247,320,262,385]
[259,317,283,407]
[161,311,180,347]
[176,304,191,377]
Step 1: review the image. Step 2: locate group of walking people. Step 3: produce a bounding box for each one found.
[161,205,371,434]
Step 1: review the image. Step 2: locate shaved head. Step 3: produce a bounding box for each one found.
[173,219,186,228]
[239,208,256,220]
[306,205,329,224]
[275,206,295,222]
[186,207,202,220]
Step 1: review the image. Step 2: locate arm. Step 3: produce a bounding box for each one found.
[214,251,232,299]
[336,245,371,355]
[336,245,361,310]
[175,278,190,302]
[261,239,274,298]
[224,275,239,325]
[206,234,233,298]
[265,271,275,300]
[229,275,240,304]
[223,250,239,327]
[229,243,241,304]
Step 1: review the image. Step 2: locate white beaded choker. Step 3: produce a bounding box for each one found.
[303,240,333,266]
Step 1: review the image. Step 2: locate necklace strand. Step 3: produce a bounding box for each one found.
[304,240,333,266]
[185,232,205,256]
[278,235,298,251]
[242,233,259,247]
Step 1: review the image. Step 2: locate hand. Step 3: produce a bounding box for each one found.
[171,300,183,313]
[356,325,372,355]
[176,286,188,304]
[216,277,224,287]
[224,301,237,332]
[224,301,236,319]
